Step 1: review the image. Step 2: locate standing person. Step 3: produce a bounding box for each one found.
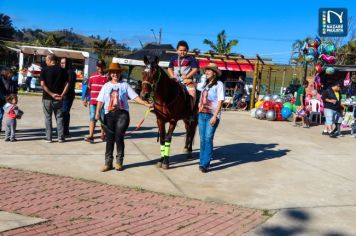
[197,63,225,173]
[292,80,309,127]
[40,54,69,143]
[350,105,356,138]
[0,68,18,133]
[60,58,76,136]
[167,40,199,114]
[25,65,34,92]
[96,63,151,172]
[322,82,342,137]
[83,60,107,143]
[3,94,23,142]
[232,75,245,108]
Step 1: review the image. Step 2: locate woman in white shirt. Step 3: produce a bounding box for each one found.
[197,63,225,173]
[96,63,151,172]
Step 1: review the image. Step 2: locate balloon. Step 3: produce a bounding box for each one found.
[276,113,284,121]
[307,47,317,57]
[255,100,263,108]
[325,66,335,75]
[283,94,293,102]
[320,54,337,64]
[281,107,292,119]
[316,64,323,73]
[283,102,293,110]
[272,94,280,101]
[318,42,327,55]
[273,102,283,111]
[305,55,315,62]
[255,108,266,119]
[263,101,273,111]
[325,44,336,56]
[307,38,316,47]
[314,36,321,46]
[266,110,276,121]
[263,95,272,102]
[275,97,284,104]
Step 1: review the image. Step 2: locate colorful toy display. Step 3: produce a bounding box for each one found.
[302,37,338,76]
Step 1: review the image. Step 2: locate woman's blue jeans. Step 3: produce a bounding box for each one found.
[198,112,220,169]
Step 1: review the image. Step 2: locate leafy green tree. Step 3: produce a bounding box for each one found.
[0,13,15,40]
[203,30,238,54]
[93,37,113,59]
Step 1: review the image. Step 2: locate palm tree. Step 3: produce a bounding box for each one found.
[203,30,238,54]
[93,37,113,59]
[289,39,305,65]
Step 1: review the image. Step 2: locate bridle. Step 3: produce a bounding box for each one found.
[142,66,161,101]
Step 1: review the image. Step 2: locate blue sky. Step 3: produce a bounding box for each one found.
[1,0,354,64]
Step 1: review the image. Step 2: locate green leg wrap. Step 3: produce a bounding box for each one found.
[164,142,171,157]
[160,145,165,157]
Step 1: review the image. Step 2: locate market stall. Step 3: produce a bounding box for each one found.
[17,45,98,93]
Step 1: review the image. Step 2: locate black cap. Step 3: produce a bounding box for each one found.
[96,60,106,68]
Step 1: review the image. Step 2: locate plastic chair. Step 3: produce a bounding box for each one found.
[308,99,322,124]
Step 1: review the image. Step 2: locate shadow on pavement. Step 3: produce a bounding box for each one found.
[256,209,349,236]
[210,143,290,171]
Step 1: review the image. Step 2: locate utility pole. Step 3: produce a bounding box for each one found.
[158,28,162,45]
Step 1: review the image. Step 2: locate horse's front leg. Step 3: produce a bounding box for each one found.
[156,119,166,168]
[161,120,177,169]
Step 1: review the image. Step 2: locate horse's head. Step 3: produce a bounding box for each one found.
[140,55,160,101]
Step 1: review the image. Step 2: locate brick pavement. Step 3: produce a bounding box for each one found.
[0,168,268,235]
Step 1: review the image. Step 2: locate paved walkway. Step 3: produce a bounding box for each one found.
[1,95,356,235]
[0,168,266,235]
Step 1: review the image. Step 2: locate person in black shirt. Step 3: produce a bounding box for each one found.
[40,55,69,143]
[321,81,342,137]
[60,58,76,136]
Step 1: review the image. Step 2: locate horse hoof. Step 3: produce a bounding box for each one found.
[157,158,163,168]
[183,148,189,154]
[162,157,169,169]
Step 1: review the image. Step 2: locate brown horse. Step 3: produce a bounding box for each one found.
[140,55,198,169]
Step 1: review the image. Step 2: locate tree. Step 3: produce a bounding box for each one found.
[45,34,66,47]
[0,13,16,40]
[203,30,238,54]
[289,38,308,65]
[93,37,113,59]
[338,40,356,65]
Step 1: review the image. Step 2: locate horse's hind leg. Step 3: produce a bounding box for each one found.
[156,119,166,168]
[183,119,195,159]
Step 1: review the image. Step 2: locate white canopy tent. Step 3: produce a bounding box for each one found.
[17,45,98,84]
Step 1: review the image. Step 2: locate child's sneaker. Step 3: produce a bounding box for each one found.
[322,130,329,135]
[4,138,10,142]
